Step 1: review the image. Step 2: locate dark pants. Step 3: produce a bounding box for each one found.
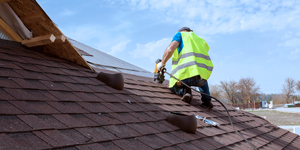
[170,76,211,102]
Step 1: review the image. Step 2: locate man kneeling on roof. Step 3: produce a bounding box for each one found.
[157,27,214,109]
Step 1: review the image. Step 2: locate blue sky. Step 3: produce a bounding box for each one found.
[37,0,300,94]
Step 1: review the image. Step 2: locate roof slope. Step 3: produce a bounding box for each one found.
[4,0,92,69]
[0,39,299,149]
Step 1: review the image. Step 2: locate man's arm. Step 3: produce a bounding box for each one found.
[161,41,179,64]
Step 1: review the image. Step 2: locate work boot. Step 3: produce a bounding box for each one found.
[181,93,192,104]
[200,101,214,109]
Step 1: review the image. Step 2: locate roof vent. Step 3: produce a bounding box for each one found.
[96,72,124,90]
[166,112,197,133]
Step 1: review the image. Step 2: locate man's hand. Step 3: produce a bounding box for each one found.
[156,62,165,71]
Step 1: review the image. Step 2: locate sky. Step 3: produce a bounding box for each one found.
[36,0,300,94]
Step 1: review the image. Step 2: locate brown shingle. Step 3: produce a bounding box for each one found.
[95,93,124,103]
[12,78,49,90]
[85,113,122,126]
[0,59,22,69]
[76,127,118,142]
[49,91,83,101]
[35,65,67,75]
[110,112,141,124]
[76,143,107,150]
[10,101,58,114]
[130,112,157,122]
[8,132,51,149]
[74,92,102,102]
[47,102,89,113]
[102,103,132,113]
[147,121,178,132]
[177,142,204,150]
[0,53,26,63]
[0,68,23,78]
[13,62,43,72]
[40,80,72,91]
[86,84,112,93]
[63,83,94,92]
[137,134,171,149]
[60,129,90,144]
[113,138,152,150]
[41,130,79,147]
[156,132,184,145]
[191,138,217,150]
[0,101,24,115]
[103,124,141,138]
[14,69,50,80]
[3,88,42,100]
[18,115,66,130]
[77,102,112,113]
[0,115,31,132]
[127,123,160,135]
[0,77,21,88]
[0,133,23,149]
[44,73,77,83]
[53,114,92,128]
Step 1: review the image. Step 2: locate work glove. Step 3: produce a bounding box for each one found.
[156,62,165,71]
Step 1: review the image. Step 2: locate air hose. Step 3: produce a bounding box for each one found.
[163,69,257,150]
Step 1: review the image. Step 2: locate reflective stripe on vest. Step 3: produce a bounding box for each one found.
[172,52,211,65]
[171,61,213,75]
[169,32,213,88]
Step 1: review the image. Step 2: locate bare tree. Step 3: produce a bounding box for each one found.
[282,77,295,103]
[296,81,300,93]
[237,77,260,104]
[272,94,285,105]
[220,80,239,104]
[209,84,222,100]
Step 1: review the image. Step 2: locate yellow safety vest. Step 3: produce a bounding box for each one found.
[169,32,213,88]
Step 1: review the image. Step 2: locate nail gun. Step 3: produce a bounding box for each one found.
[154,59,166,84]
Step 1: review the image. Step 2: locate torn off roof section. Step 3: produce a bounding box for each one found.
[0,0,92,70]
[69,38,153,78]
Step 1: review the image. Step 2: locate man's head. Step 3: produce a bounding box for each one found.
[178,27,193,32]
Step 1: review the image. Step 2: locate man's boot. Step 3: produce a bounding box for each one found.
[181,87,192,103]
[200,97,214,109]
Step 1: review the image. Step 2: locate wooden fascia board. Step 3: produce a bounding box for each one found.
[22,34,56,47]
[0,17,22,42]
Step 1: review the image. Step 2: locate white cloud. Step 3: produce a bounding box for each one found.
[109,39,131,54]
[124,0,300,35]
[279,38,300,47]
[130,38,171,62]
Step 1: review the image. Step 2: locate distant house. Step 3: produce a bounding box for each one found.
[0,0,299,149]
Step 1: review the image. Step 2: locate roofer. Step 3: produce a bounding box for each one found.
[157,27,214,109]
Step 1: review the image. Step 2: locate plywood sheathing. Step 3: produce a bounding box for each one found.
[0,0,10,4]
[7,0,93,70]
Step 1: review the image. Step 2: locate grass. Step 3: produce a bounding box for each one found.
[246,110,300,126]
